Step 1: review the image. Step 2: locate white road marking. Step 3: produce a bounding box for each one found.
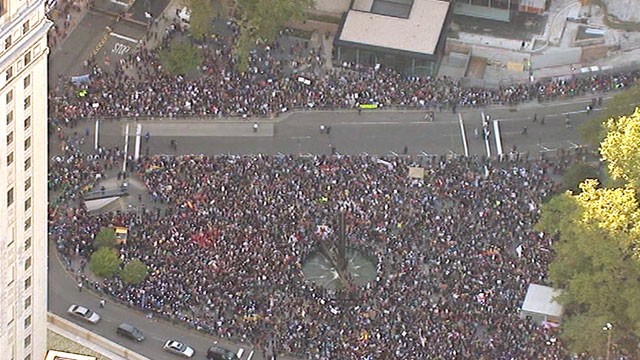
[110,32,139,44]
[537,144,552,151]
[109,0,129,6]
[246,350,254,360]
[237,348,245,358]
[458,114,469,157]
[389,151,399,156]
[493,120,503,156]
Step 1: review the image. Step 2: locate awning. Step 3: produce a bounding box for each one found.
[84,197,120,213]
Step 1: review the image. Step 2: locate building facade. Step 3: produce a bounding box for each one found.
[334,0,452,76]
[0,1,51,359]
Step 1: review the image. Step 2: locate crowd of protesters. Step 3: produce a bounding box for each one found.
[51,150,614,359]
[43,7,640,359]
[48,15,640,121]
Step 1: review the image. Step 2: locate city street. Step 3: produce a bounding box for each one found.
[48,240,270,360]
[90,96,599,159]
[46,0,611,358]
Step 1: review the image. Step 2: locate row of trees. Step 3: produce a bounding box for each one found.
[160,0,314,74]
[538,87,640,356]
[89,228,149,284]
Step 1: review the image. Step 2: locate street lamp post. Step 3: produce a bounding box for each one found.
[603,322,613,360]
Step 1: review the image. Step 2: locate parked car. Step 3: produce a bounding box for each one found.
[116,323,144,342]
[163,340,195,358]
[67,304,100,324]
[207,345,239,360]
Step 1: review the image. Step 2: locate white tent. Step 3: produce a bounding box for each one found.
[520,283,564,325]
[84,197,120,213]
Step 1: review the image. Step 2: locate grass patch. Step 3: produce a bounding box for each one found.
[47,330,111,360]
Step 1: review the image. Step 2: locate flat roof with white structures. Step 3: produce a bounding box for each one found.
[521,283,564,322]
[338,0,451,57]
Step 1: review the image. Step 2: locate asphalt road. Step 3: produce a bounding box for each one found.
[48,239,268,360]
[47,2,607,358]
[48,95,601,360]
[90,96,599,158]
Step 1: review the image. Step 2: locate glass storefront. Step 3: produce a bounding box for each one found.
[336,46,438,76]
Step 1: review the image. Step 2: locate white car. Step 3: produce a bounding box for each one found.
[163,340,195,358]
[67,304,101,324]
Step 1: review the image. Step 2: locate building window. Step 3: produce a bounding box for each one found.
[25,177,31,191]
[24,257,31,270]
[5,35,11,50]
[23,51,31,65]
[24,96,30,109]
[24,217,31,230]
[24,315,30,329]
[24,354,30,360]
[24,74,30,88]
[7,188,14,206]
[24,137,30,151]
[25,197,31,210]
[24,237,31,250]
[7,152,14,165]
[22,21,29,35]
[7,131,13,145]
[7,110,13,125]
[5,66,12,81]
[24,277,31,290]
[23,334,30,348]
[24,157,31,171]
[24,296,31,310]
[24,116,31,129]
[6,89,12,103]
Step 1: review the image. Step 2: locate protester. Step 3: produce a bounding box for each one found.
[48,18,640,122]
[50,151,610,359]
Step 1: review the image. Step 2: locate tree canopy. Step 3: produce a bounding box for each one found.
[93,227,116,249]
[560,162,600,193]
[89,248,121,278]
[600,107,640,187]
[120,259,149,284]
[158,41,203,76]
[232,0,313,72]
[537,106,640,356]
[186,0,216,41]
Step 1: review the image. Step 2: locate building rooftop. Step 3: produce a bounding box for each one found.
[339,0,450,56]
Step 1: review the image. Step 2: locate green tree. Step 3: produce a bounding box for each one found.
[536,193,640,354]
[120,259,149,284]
[186,0,215,41]
[94,227,116,249]
[579,83,640,148]
[561,162,600,193]
[600,107,640,187]
[232,0,313,72]
[89,248,121,278]
[158,41,203,75]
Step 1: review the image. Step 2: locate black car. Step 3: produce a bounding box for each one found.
[207,345,239,360]
[116,323,144,342]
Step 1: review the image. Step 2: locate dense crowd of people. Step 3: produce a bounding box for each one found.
[44,6,640,359]
[48,15,640,121]
[51,149,592,359]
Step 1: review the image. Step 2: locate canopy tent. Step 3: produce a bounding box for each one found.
[520,283,564,325]
[84,196,120,214]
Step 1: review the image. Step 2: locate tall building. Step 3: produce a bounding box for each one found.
[0,0,51,359]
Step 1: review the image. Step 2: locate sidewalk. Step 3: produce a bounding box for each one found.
[49,322,132,360]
